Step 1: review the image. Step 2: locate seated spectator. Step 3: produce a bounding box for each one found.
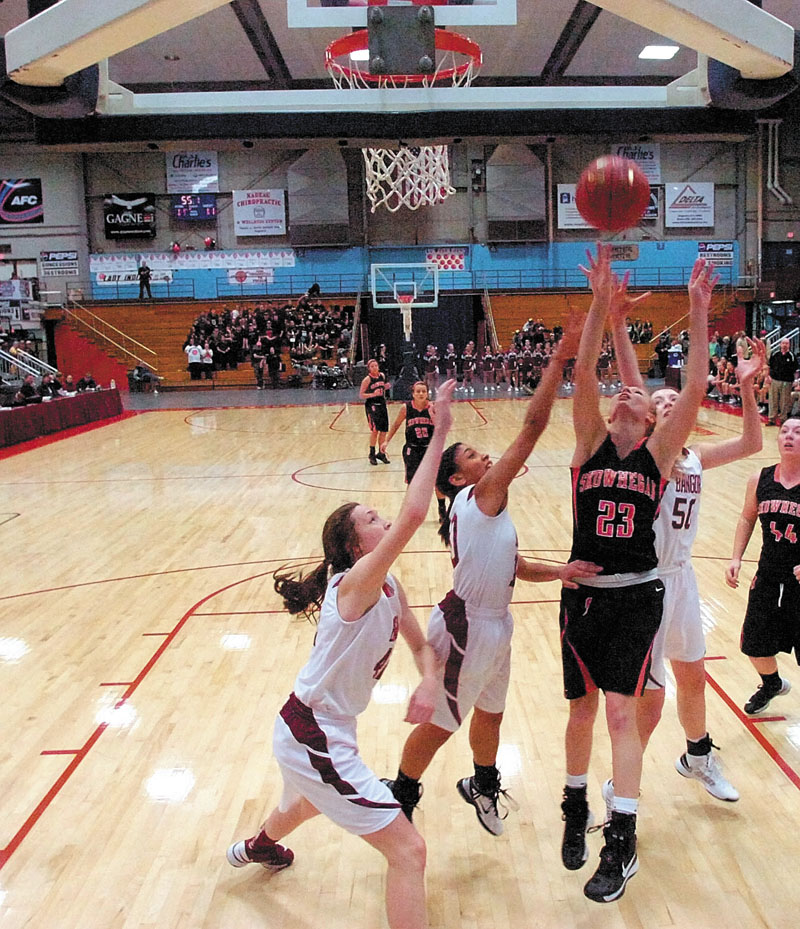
[39,373,62,398]
[77,372,98,391]
[60,374,78,395]
[13,374,41,405]
[131,363,158,391]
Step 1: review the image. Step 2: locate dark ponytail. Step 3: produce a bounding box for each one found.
[273,502,359,622]
[435,443,462,547]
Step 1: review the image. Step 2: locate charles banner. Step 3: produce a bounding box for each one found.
[232,190,286,236]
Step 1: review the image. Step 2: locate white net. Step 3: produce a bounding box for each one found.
[399,296,415,340]
[363,145,455,213]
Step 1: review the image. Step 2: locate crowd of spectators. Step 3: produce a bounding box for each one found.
[181,291,354,386]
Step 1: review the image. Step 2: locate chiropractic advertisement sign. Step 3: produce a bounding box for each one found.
[232,190,287,236]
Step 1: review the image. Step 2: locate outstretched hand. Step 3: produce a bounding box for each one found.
[608,270,652,327]
[434,378,457,435]
[736,337,766,386]
[556,305,587,358]
[579,243,615,302]
[688,258,721,309]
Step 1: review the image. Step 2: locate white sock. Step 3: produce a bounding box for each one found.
[612,795,639,815]
[565,773,588,789]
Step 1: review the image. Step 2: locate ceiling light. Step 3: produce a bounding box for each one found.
[350,49,370,62]
[639,45,679,60]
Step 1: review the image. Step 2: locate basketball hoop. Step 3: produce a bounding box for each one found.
[398,294,415,341]
[325,27,482,213]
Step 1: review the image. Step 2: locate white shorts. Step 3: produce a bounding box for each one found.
[646,563,706,689]
[426,591,513,733]
[273,693,400,836]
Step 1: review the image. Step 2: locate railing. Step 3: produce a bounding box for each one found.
[766,327,800,354]
[13,348,59,377]
[348,289,363,368]
[67,280,196,302]
[216,275,365,300]
[483,289,500,352]
[62,302,159,372]
[0,347,40,381]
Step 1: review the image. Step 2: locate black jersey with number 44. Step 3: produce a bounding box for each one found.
[755,465,800,575]
[570,434,665,574]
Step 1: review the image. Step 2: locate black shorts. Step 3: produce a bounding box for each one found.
[741,571,800,663]
[403,444,427,484]
[365,401,388,433]
[559,580,664,699]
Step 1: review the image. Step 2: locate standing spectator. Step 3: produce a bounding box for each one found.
[266,347,282,388]
[184,338,203,381]
[200,340,214,379]
[767,338,795,425]
[137,262,152,300]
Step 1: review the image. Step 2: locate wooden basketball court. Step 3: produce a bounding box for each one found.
[1,395,798,928]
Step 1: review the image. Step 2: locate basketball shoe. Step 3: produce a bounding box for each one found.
[675,750,739,801]
[560,786,594,870]
[744,677,791,715]
[368,451,378,466]
[226,839,294,872]
[583,811,638,903]
[381,777,423,822]
[457,775,518,836]
[376,451,390,464]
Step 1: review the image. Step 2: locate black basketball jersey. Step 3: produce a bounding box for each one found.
[755,465,800,575]
[404,402,434,448]
[570,434,665,574]
[364,373,388,408]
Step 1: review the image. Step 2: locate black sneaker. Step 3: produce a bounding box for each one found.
[226,839,294,872]
[369,453,378,466]
[583,812,638,903]
[376,452,391,464]
[381,777,423,822]
[561,787,594,870]
[744,677,791,715]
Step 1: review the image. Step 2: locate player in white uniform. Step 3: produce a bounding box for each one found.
[384,316,601,835]
[610,300,764,803]
[226,381,455,929]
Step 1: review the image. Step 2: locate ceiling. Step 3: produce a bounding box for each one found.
[0,0,799,147]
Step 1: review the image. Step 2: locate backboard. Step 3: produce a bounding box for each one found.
[371,262,439,309]
[288,0,518,29]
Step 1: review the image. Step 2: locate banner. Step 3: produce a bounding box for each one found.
[40,250,79,278]
[0,178,43,224]
[103,193,156,239]
[666,183,715,227]
[425,247,467,271]
[166,151,219,193]
[233,189,286,236]
[613,143,661,184]
[227,268,275,285]
[95,270,173,285]
[134,249,295,270]
[557,184,590,229]
[698,241,734,267]
[89,254,139,273]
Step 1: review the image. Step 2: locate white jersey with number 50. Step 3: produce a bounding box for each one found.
[449,486,518,611]
[654,448,702,570]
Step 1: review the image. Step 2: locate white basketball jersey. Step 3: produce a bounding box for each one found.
[449,486,518,610]
[294,571,400,718]
[654,448,702,570]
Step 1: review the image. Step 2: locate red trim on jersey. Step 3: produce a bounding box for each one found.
[439,590,469,725]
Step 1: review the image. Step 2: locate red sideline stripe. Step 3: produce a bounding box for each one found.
[0,410,140,461]
[705,671,800,790]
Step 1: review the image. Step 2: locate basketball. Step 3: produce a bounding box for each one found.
[575,155,650,233]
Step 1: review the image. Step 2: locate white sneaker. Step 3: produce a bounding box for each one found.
[456,776,518,836]
[675,751,739,801]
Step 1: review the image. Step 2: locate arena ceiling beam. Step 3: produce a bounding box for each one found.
[590,0,794,80]
[4,0,234,87]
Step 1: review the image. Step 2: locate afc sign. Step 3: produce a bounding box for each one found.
[0,179,44,224]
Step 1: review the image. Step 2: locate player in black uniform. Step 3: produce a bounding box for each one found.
[559,245,716,904]
[359,358,391,466]
[727,417,800,714]
[382,381,448,522]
